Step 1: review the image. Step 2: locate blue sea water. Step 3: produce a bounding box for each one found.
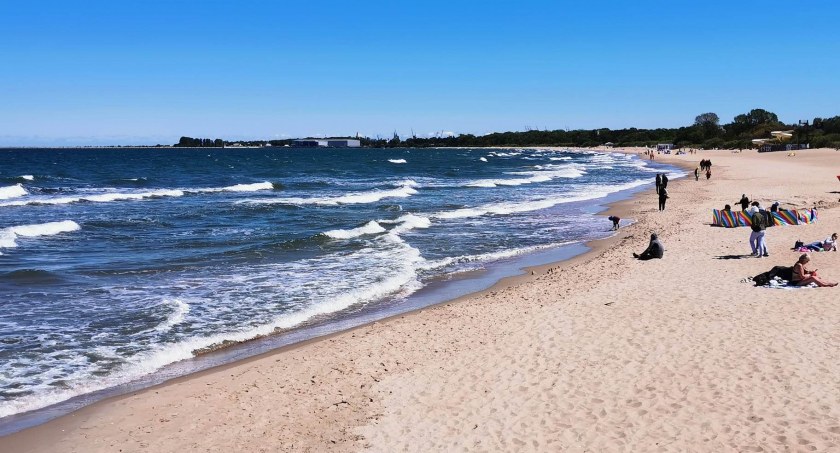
[0,146,676,420]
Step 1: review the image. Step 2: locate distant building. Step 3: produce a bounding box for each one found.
[656,143,674,151]
[292,139,361,148]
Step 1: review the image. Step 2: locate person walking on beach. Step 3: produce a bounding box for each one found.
[633,233,665,260]
[661,173,669,190]
[655,173,662,194]
[706,168,712,180]
[695,167,699,181]
[658,187,669,211]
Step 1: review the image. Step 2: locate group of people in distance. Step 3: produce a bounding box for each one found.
[736,194,837,286]
[622,163,837,288]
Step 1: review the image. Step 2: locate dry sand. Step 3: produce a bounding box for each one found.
[3,148,840,452]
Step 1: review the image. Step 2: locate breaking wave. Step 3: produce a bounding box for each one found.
[0,220,81,254]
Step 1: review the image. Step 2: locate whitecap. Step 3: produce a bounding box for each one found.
[387,214,432,235]
[0,189,185,207]
[0,183,28,200]
[0,220,81,253]
[192,181,274,193]
[324,221,386,239]
[464,164,584,188]
[241,180,418,206]
[434,179,648,220]
[154,299,190,332]
[388,159,407,164]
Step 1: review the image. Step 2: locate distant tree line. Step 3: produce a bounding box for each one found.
[175,136,225,147]
[360,109,840,149]
[174,108,840,149]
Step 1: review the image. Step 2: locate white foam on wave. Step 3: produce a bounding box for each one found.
[0,181,273,208]
[0,183,28,199]
[0,220,81,254]
[241,180,419,206]
[192,181,274,193]
[419,241,574,271]
[20,175,35,181]
[0,189,185,207]
[549,157,572,161]
[388,159,407,164]
[386,213,432,235]
[464,165,584,188]
[324,221,386,239]
[479,157,488,162]
[0,234,427,419]
[155,299,190,332]
[435,179,649,220]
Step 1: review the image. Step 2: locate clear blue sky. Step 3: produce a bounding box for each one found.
[2,0,838,146]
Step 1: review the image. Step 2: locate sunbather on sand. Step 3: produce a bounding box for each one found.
[792,253,838,287]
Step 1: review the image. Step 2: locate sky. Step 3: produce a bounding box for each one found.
[1,0,839,146]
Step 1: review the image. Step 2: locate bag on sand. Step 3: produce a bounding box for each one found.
[753,266,793,286]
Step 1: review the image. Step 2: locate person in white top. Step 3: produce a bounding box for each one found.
[823,233,838,251]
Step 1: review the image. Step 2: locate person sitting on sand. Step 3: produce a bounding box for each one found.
[633,233,665,260]
[791,253,838,287]
[608,215,620,230]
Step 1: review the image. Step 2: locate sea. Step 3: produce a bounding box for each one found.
[0,146,680,429]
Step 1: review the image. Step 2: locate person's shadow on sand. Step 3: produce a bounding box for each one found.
[714,254,754,260]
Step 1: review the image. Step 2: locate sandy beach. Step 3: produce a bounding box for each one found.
[3,147,840,452]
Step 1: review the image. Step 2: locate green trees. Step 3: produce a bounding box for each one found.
[172,108,840,149]
[175,136,225,147]
[694,112,722,140]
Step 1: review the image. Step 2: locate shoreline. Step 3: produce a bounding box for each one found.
[0,148,682,435]
[5,148,840,451]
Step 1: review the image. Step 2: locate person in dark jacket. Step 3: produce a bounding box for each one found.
[655,174,662,194]
[658,188,669,211]
[661,174,669,190]
[634,233,665,260]
[737,194,750,211]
